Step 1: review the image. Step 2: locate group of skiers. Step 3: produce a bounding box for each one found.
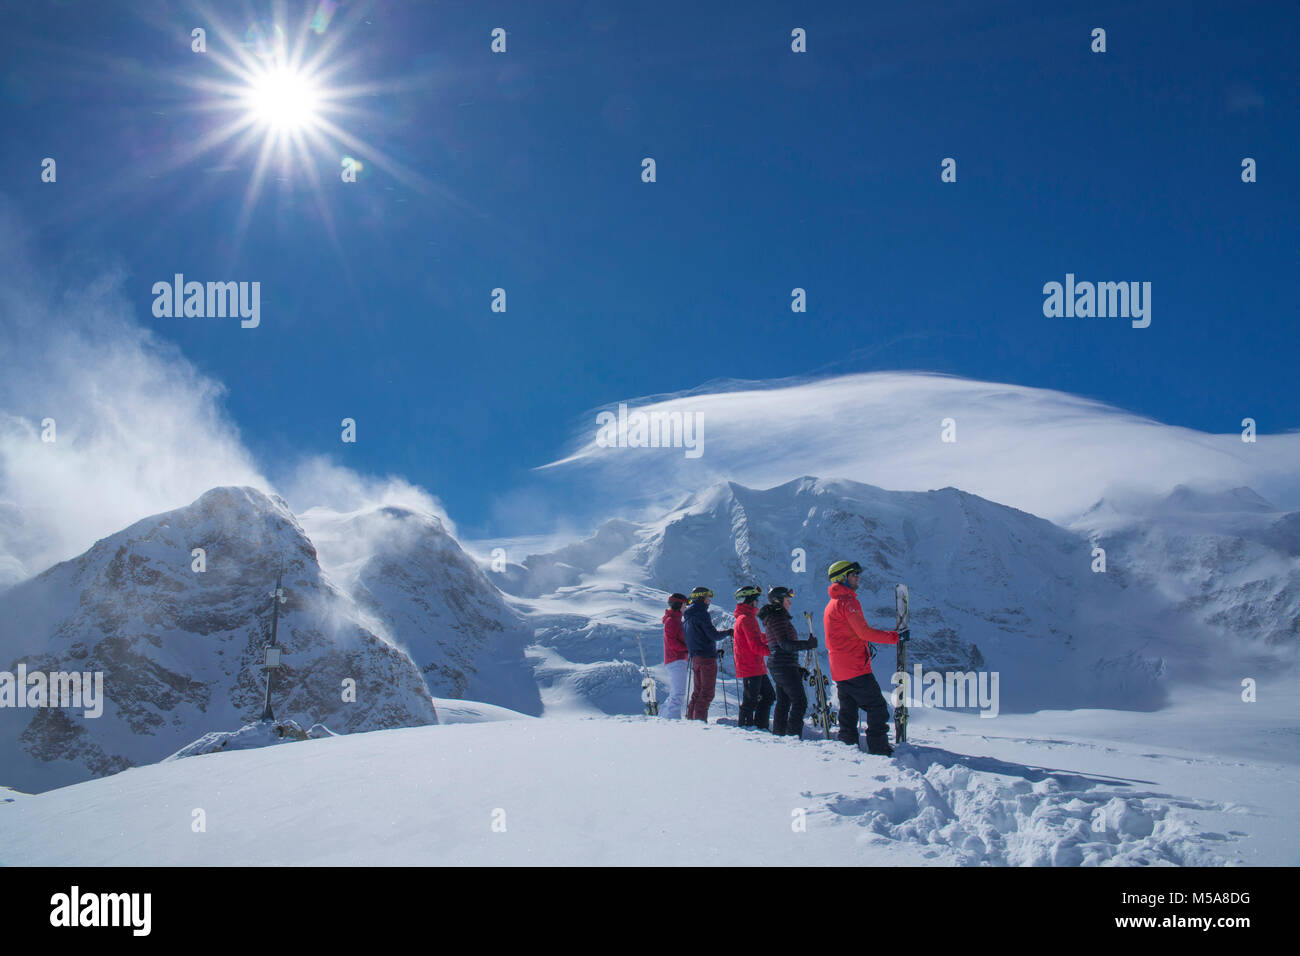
[659,560,909,756]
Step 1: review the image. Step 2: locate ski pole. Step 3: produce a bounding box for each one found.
[685,655,693,719]
[719,646,730,718]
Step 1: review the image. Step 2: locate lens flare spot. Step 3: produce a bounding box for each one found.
[242,22,288,61]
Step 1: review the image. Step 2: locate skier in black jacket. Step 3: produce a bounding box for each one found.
[759,586,817,737]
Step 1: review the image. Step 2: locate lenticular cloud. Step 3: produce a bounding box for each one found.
[544,372,1300,524]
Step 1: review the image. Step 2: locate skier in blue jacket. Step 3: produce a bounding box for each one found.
[682,586,733,721]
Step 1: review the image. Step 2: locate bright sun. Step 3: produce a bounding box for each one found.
[169,9,433,252]
[246,66,321,132]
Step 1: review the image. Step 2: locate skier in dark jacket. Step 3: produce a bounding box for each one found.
[682,586,733,721]
[759,586,817,737]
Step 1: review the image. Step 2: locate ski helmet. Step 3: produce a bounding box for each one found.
[734,585,762,603]
[667,592,687,610]
[768,586,795,604]
[828,560,862,584]
[689,586,714,601]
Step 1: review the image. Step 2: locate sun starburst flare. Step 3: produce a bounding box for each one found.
[162,4,436,255]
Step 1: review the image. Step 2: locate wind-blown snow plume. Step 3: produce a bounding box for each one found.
[542,373,1300,526]
[284,456,456,551]
[0,212,447,587]
[0,212,266,586]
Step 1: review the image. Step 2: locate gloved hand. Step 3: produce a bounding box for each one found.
[897,628,910,643]
[722,628,734,637]
[806,636,818,648]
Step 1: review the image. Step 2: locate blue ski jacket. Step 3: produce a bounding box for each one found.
[682,600,729,658]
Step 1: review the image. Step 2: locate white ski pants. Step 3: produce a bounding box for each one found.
[662,659,688,719]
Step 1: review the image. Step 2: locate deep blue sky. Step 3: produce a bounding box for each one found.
[2,0,1296,535]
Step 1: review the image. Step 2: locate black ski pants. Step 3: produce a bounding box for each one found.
[739,675,775,730]
[769,665,807,737]
[835,672,891,748]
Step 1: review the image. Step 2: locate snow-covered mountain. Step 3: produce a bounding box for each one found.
[493,518,642,598]
[0,487,437,793]
[300,505,542,715]
[508,477,1203,714]
[4,474,1294,794]
[1072,485,1300,653]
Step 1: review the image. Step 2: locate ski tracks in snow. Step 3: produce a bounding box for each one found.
[803,740,1247,866]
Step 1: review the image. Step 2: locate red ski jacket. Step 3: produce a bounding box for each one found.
[823,583,898,682]
[731,603,769,678]
[662,608,687,664]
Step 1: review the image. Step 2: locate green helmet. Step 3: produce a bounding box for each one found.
[689,586,714,601]
[828,560,862,584]
[734,585,762,602]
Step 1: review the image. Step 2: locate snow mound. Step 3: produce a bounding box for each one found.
[431,698,534,724]
[818,743,1239,866]
[164,719,324,760]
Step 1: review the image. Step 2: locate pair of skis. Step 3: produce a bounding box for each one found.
[636,636,659,716]
[893,583,909,745]
[802,584,910,746]
[801,611,836,739]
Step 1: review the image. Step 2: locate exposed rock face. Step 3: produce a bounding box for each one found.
[0,487,437,793]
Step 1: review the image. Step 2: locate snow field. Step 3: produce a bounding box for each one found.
[4,711,1284,867]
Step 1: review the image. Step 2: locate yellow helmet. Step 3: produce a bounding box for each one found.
[828,560,862,584]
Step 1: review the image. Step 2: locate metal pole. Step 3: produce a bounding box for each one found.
[719,642,730,719]
[261,566,285,721]
[685,655,693,719]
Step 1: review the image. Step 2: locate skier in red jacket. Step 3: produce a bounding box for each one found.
[661,593,689,719]
[823,560,908,755]
[732,585,774,730]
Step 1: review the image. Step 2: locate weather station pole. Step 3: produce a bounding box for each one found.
[261,566,286,721]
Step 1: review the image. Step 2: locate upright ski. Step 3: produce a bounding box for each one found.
[802,611,836,739]
[637,636,659,716]
[894,583,909,744]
